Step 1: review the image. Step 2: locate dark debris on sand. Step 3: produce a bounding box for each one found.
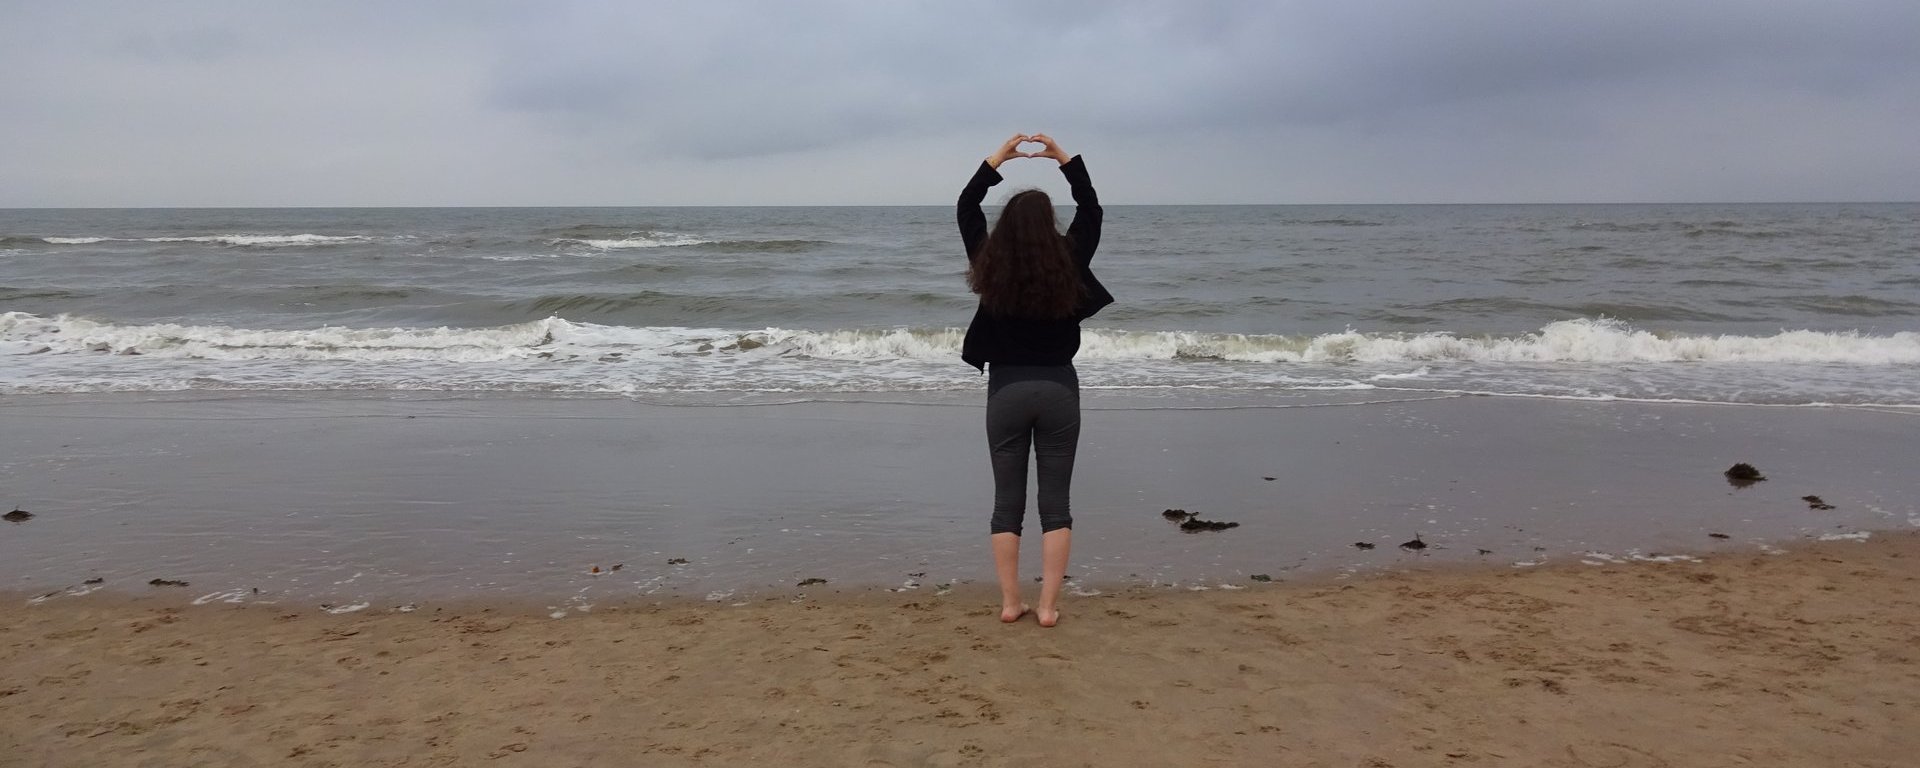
[148,579,189,587]
[1352,541,1376,550]
[3,508,32,523]
[1724,463,1767,487]
[1163,508,1238,532]
[797,578,828,587]
[1709,533,1731,539]
[1802,495,1836,510]
[1179,517,1240,533]
[1399,534,1428,551]
[1249,574,1273,582]
[667,558,689,565]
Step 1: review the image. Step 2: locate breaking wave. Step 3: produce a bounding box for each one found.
[4,314,1915,366]
[550,233,713,249]
[23,234,372,247]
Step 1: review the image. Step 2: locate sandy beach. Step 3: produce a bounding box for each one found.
[4,532,1916,767]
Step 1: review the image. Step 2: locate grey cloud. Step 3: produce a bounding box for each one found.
[0,1,1915,205]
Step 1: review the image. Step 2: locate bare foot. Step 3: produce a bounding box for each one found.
[1000,603,1030,623]
[1036,606,1060,627]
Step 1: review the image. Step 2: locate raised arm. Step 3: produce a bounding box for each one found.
[1060,156,1101,266]
[958,134,1026,260]
[1028,134,1101,266]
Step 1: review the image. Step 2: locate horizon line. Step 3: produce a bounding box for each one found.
[2,201,1914,210]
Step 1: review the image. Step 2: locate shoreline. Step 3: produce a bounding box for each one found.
[5,532,1916,766]
[6,525,1899,614]
[5,391,1916,604]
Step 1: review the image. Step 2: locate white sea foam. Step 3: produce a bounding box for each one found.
[193,589,252,605]
[1369,367,1431,381]
[39,234,370,246]
[5,313,1917,402]
[552,233,711,249]
[0,312,563,362]
[1076,320,1920,365]
[26,581,105,604]
[6,313,1918,367]
[149,234,368,246]
[739,319,1920,365]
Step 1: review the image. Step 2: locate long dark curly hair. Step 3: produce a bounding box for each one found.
[967,189,1082,318]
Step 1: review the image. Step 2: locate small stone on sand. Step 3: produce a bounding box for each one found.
[1724,463,1766,487]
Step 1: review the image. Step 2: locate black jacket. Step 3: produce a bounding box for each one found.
[956,156,1114,371]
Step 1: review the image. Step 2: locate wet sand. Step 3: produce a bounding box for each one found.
[4,532,1916,767]
[3,391,1916,603]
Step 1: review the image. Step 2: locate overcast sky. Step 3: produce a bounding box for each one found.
[3,1,1916,206]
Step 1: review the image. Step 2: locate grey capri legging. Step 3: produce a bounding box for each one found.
[985,364,1081,535]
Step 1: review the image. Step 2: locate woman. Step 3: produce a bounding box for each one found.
[957,133,1113,627]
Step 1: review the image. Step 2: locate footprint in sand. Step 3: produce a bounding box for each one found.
[1565,743,1671,767]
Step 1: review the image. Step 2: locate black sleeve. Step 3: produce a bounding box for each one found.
[957,160,1002,262]
[1060,155,1101,266]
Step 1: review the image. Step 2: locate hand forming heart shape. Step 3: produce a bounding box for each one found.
[988,133,1069,168]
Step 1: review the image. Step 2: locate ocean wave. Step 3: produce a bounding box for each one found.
[503,292,737,317]
[22,234,372,247]
[150,234,371,246]
[550,233,712,249]
[0,287,86,301]
[1571,220,1798,238]
[1408,297,1752,323]
[688,239,832,253]
[6,314,1916,367]
[1761,294,1920,317]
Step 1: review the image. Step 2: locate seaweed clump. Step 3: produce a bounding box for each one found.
[1724,463,1766,487]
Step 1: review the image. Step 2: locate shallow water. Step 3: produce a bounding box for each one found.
[4,392,1913,605]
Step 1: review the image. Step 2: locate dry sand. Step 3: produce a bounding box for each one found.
[4,533,1917,768]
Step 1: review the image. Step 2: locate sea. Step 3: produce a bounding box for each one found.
[5,204,1919,605]
[4,203,1918,407]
